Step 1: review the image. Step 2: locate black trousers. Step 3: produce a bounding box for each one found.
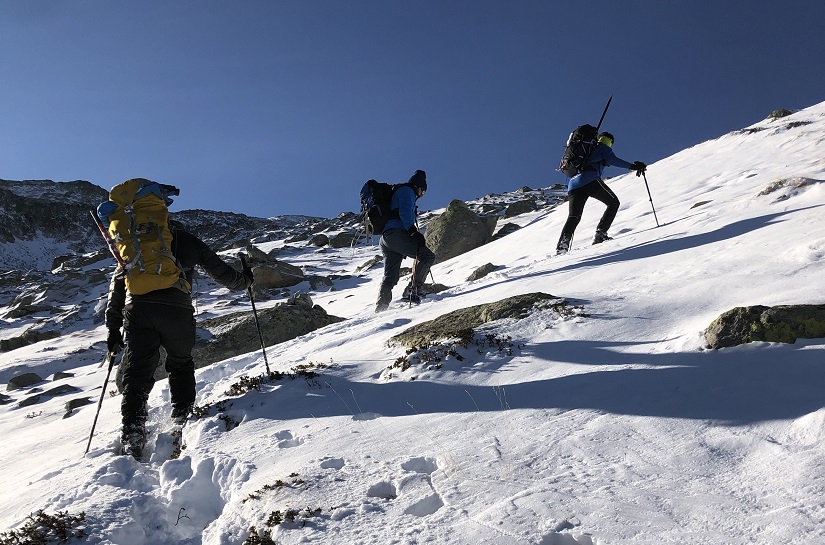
[120,302,196,428]
[558,179,620,246]
[378,229,436,300]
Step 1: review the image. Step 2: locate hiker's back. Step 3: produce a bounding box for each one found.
[97,178,188,295]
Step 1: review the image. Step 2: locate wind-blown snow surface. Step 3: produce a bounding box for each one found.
[2,102,825,544]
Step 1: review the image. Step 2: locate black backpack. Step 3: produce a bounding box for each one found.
[359,179,401,235]
[558,124,599,178]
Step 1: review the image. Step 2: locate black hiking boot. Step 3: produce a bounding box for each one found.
[401,283,423,304]
[121,423,147,460]
[592,229,612,245]
[171,403,193,426]
[556,235,571,255]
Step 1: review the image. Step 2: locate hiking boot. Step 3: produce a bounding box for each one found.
[402,284,424,301]
[402,292,422,304]
[121,423,147,460]
[592,229,612,245]
[375,289,392,313]
[171,403,193,426]
[556,235,571,255]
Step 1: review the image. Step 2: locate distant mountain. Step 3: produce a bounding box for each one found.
[0,180,343,271]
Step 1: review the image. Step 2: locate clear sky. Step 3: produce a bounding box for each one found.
[1,1,823,219]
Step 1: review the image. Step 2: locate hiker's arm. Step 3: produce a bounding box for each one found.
[196,238,251,291]
[105,270,126,330]
[602,147,634,170]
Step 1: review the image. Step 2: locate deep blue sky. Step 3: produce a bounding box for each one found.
[2,1,823,218]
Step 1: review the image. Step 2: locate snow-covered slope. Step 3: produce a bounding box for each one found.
[1,103,824,544]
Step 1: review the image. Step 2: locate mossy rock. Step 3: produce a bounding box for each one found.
[705,304,825,348]
[390,292,565,348]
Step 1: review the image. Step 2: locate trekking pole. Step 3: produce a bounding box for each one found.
[409,254,419,309]
[85,351,117,455]
[239,254,271,375]
[641,172,660,227]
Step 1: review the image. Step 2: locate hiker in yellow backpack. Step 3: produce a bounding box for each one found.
[100,179,253,459]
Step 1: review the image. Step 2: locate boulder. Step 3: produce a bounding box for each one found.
[7,372,44,391]
[390,292,566,348]
[192,304,345,366]
[309,234,329,247]
[705,304,825,348]
[467,263,499,282]
[252,261,305,289]
[503,198,537,218]
[425,200,497,264]
[356,255,383,273]
[24,329,60,344]
[18,384,80,408]
[492,222,521,240]
[329,232,359,249]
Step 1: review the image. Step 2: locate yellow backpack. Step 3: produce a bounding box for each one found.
[96,178,189,295]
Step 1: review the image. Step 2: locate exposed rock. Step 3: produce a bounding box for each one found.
[252,261,305,289]
[285,292,314,309]
[310,234,329,247]
[467,263,499,282]
[308,276,334,290]
[192,304,345,366]
[19,384,80,407]
[768,109,793,119]
[244,244,275,264]
[53,372,75,380]
[503,198,537,218]
[492,222,521,240]
[705,304,825,348]
[329,232,359,249]
[356,255,383,273]
[1,328,61,350]
[65,397,94,412]
[390,292,567,348]
[7,372,44,391]
[425,200,497,264]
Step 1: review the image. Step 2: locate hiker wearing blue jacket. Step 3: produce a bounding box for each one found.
[556,132,646,254]
[376,170,436,312]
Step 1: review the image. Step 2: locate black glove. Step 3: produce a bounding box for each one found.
[411,231,426,247]
[630,161,647,176]
[107,328,124,354]
[242,266,254,286]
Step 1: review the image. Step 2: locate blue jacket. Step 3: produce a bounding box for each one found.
[383,185,418,233]
[568,144,633,192]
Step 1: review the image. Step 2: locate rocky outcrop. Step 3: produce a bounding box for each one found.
[252,261,305,289]
[192,303,345,367]
[389,292,569,348]
[425,200,497,264]
[467,263,499,281]
[7,372,44,391]
[705,304,825,348]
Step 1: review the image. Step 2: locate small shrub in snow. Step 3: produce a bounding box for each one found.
[242,526,276,545]
[243,474,306,503]
[0,510,86,545]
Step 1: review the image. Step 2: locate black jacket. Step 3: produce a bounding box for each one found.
[105,227,250,330]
